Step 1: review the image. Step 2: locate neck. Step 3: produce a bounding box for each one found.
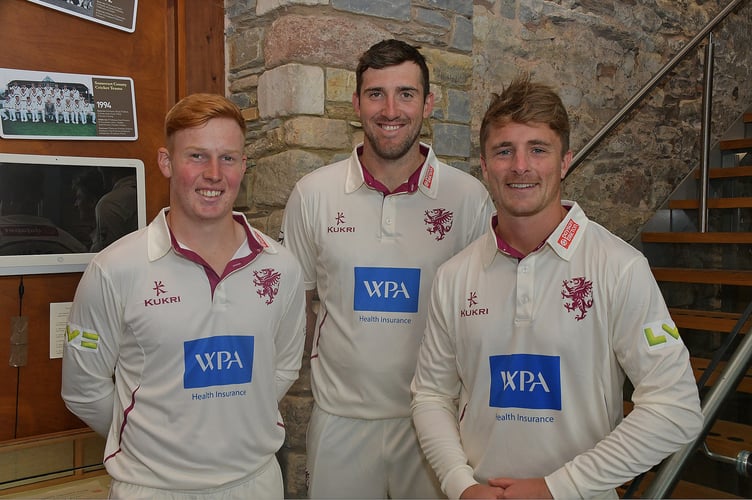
[495,204,568,256]
[166,211,245,273]
[359,143,425,192]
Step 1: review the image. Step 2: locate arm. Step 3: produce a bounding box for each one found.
[545,256,703,498]
[61,261,122,436]
[304,289,317,354]
[274,260,307,401]
[280,184,319,356]
[411,276,479,500]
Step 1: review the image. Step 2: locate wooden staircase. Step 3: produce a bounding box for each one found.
[628,112,752,498]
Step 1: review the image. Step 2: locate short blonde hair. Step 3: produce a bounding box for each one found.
[480,74,570,157]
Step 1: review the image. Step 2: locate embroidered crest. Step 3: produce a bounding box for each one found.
[561,276,593,321]
[253,268,281,305]
[424,208,454,241]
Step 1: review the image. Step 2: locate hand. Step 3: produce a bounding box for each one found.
[460,483,505,499]
[488,477,552,499]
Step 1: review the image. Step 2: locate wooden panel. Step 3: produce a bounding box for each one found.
[0,1,174,441]
[176,0,226,97]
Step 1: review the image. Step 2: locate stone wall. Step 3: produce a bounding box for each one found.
[224,1,752,497]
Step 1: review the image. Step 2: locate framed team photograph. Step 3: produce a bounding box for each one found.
[26,0,138,33]
[0,68,138,141]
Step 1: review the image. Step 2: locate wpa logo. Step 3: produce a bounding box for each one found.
[183,335,254,389]
[489,354,561,410]
[353,267,420,313]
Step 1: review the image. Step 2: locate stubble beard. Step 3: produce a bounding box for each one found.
[363,124,422,161]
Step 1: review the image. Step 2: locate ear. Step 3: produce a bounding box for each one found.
[157,147,172,179]
[560,150,573,179]
[352,91,361,118]
[480,155,490,183]
[423,92,435,119]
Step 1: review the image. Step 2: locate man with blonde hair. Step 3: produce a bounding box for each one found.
[411,76,703,499]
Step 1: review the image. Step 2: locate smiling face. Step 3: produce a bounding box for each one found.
[157,117,246,227]
[481,120,572,222]
[353,61,433,163]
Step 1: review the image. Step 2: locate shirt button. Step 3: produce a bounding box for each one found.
[385,218,392,225]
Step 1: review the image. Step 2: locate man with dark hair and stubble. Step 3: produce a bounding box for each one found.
[281,39,494,499]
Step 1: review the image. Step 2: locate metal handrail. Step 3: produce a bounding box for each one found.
[643,315,752,497]
[566,0,745,177]
[565,0,750,496]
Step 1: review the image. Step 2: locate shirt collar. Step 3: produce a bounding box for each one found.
[147,208,277,263]
[481,201,586,267]
[344,142,440,199]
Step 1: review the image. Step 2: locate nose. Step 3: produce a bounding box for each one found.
[204,158,221,180]
[382,95,399,120]
[511,152,528,174]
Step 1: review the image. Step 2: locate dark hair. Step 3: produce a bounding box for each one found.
[480,74,570,157]
[164,93,246,146]
[355,39,430,101]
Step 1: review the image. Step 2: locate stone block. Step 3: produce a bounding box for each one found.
[265,15,391,69]
[257,0,327,16]
[432,123,471,158]
[326,68,357,102]
[279,394,314,450]
[415,7,451,29]
[332,0,411,21]
[422,48,473,87]
[258,64,325,119]
[424,0,473,18]
[253,149,326,207]
[227,28,264,72]
[284,116,352,149]
[450,14,473,52]
[446,89,470,123]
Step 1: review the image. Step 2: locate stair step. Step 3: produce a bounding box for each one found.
[693,166,752,179]
[619,471,741,498]
[691,356,752,394]
[744,112,752,124]
[623,401,751,497]
[642,232,752,244]
[652,267,752,286]
[670,308,748,333]
[720,137,752,152]
[668,197,752,209]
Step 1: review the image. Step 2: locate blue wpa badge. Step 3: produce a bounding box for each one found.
[489,354,562,410]
[183,335,254,389]
[353,267,420,313]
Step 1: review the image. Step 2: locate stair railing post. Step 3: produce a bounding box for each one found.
[699,32,714,233]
